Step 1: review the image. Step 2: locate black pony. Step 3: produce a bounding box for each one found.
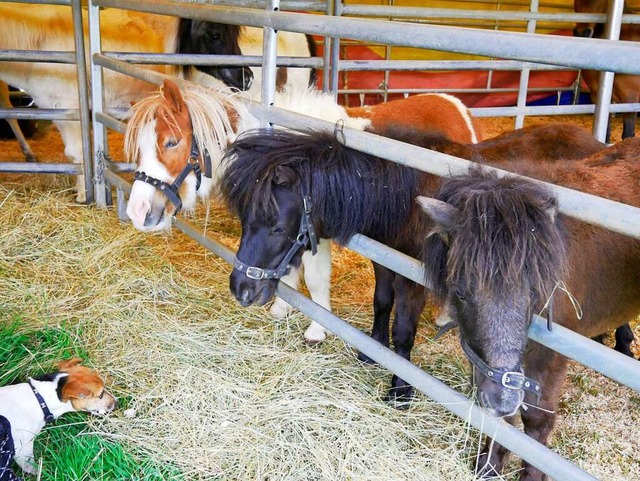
[177,19,253,91]
[418,164,640,481]
[221,126,436,405]
[177,19,317,92]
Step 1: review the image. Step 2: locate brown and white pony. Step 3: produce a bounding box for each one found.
[574,0,640,139]
[123,79,480,342]
[0,3,312,201]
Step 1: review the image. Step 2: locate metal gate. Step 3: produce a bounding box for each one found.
[1,1,639,479]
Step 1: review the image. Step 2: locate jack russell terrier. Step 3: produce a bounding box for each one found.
[0,358,117,479]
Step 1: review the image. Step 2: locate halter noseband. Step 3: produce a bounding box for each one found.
[460,339,542,404]
[233,181,318,281]
[133,136,212,216]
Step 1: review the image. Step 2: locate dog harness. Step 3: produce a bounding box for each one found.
[0,415,21,481]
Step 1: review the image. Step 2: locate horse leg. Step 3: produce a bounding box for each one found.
[518,346,569,481]
[357,262,395,365]
[54,120,87,203]
[476,427,514,478]
[386,276,427,406]
[302,239,332,343]
[613,323,635,358]
[0,81,37,162]
[621,111,637,139]
[269,240,332,341]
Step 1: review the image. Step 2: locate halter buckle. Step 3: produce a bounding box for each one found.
[501,371,525,390]
[245,266,266,280]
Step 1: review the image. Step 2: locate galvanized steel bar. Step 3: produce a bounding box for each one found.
[259,0,279,125]
[0,162,81,174]
[592,0,625,142]
[0,107,79,121]
[89,0,108,207]
[529,315,640,392]
[95,112,126,135]
[321,0,332,93]
[0,50,75,63]
[105,52,323,68]
[329,0,341,94]
[70,0,95,205]
[514,0,539,129]
[94,0,640,75]
[100,169,600,481]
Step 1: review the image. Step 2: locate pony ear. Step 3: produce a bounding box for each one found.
[161,79,185,113]
[540,196,559,223]
[416,196,458,233]
[274,165,299,187]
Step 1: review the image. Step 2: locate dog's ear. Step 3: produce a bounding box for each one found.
[60,378,93,401]
[58,357,84,372]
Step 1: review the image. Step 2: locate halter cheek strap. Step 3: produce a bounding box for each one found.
[233,179,318,281]
[28,379,55,424]
[133,136,212,216]
[460,340,542,403]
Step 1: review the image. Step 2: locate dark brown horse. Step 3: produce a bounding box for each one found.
[220,122,622,407]
[418,156,639,480]
[574,0,640,139]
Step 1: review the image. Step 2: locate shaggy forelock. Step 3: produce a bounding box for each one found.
[432,168,568,307]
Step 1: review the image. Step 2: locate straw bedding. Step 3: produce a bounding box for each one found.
[0,116,638,480]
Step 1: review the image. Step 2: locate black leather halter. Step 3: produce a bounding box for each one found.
[133,136,211,216]
[460,339,542,404]
[234,181,318,281]
[28,379,55,424]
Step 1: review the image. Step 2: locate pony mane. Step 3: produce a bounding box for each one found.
[221,127,419,244]
[125,83,245,179]
[424,168,568,307]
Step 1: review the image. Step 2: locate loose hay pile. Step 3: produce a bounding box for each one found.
[0,118,638,480]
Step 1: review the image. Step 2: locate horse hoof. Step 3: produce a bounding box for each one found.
[26,154,37,162]
[384,386,414,410]
[475,452,501,479]
[304,322,328,344]
[269,299,293,319]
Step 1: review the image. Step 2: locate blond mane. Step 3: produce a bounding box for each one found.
[125,83,249,181]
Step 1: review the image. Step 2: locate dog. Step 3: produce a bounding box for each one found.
[0,358,117,478]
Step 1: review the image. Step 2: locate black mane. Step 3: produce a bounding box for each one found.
[221,127,426,244]
[423,168,568,307]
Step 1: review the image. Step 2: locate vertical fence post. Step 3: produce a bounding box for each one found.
[592,0,624,142]
[88,0,109,207]
[260,0,280,128]
[70,0,95,205]
[514,0,539,129]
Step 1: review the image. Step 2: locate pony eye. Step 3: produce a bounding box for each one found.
[455,289,466,302]
[164,138,179,149]
[271,225,287,235]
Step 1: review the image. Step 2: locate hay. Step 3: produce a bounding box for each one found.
[0,116,638,480]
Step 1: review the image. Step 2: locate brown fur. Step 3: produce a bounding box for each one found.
[347,93,482,144]
[57,358,114,411]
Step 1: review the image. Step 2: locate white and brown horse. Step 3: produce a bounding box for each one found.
[123,79,480,342]
[0,3,313,200]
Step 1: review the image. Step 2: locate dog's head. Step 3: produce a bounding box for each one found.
[57,358,117,415]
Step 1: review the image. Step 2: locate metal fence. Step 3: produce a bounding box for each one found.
[1,0,639,479]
